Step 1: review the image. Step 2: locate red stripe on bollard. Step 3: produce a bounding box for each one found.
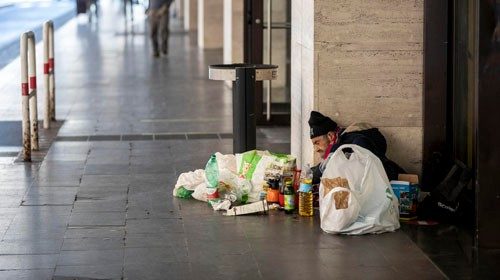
[22,83,29,96]
[48,58,54,71]
[29,77,36,89]
[44,63,49,74]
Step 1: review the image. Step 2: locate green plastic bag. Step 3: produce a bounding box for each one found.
[176,186,194,199]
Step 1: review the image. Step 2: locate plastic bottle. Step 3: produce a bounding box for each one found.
[266,178,280,203]
[298,164,314,217]
[205,154,219,203]
[284,179,295,214]
[293,169,301,207]
[260,181,269,201]
[278,178,285,208]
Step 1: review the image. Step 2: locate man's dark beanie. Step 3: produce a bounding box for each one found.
[308,111,337,139]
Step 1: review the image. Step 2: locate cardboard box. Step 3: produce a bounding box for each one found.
[390,174,420,219]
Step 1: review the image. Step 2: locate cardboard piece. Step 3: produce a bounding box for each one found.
[224,200,269,216]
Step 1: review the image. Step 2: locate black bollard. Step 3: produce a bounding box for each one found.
[233,67,256,153]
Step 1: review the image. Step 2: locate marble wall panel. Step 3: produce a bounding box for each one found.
[183,0,197,31]
[198,0,223,49]
[223,0,244,64]
[313,0,424,172]
[291,0,424,172]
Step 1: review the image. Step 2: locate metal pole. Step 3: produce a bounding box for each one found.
[129,0,134,22]
[233,67,256,153]
[27,33,39,151]
[43,21,50,129]
[266,0,272,121]
[20,33,31,161]
[48,21,56,121]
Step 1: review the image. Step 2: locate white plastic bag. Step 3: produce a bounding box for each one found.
[320,186,361,232]
[173,169,205,196]
[191,182,208,202]
[319,144,400,235]
[215,152,237,174]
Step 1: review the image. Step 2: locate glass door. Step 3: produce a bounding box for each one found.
[244,0,291,125]
[451,0,477,168]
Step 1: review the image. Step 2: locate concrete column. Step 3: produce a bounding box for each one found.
[176,0,184,20]
[291,0,315,167]
[197,0,223,49]
[223,0,244,64]
[183,0,197,31]
[291,0,424,173]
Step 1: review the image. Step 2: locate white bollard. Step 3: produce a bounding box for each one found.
[43,21,56,128]
[20,31,39,161]
[20,33,31,161]
[28,33,39,151]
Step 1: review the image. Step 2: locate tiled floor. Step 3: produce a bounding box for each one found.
[0,1,449,279]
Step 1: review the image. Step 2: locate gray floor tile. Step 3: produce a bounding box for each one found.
[80,175,130,188]
[0,254,58,269]
[62,237,125,251]
[3,227,67,240]
[16,205,73,215]
[57,249,124,266]
[0,196,23,207]
[10,215,71,228]
[54,264,123,280]
[84,164,130,175]
[0,269,54,280]
[125,247,189,264]
[69,212,126,226]
[21,194,76,206]
[124,262,191,280]
[44,153,89,162]
[125,233,187,248]
[73,200,127,213]
[76,189,127,202]
[0,239,63,254]
[0,208,18,218]
[64,227,125,239]
[320,265,400,280]
[125,218,184,234]
[190,254,261,280]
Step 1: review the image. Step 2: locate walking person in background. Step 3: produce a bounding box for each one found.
[147,0,173,57]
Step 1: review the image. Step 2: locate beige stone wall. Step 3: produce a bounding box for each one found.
[175,0,183,20]
[223,0,244,64]
[183,0,197,31]
[292,0,424,173]
[198,0,224,49]
[291,0,315,167]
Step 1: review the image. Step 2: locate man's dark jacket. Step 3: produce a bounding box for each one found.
[312,126,405,184]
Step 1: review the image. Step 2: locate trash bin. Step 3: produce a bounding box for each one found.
[209,64,278,153]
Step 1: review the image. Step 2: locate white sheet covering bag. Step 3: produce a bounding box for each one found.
[319,144,400,235]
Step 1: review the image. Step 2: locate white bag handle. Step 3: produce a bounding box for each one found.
[330,144,372,160]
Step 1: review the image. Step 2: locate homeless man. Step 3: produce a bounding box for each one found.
[308,111,405,184]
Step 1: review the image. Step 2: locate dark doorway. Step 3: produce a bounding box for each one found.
[421,0,500,276]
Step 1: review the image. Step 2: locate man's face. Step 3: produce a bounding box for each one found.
[311,134,332,159]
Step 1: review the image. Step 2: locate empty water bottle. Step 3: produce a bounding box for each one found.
[205,154,219,202]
